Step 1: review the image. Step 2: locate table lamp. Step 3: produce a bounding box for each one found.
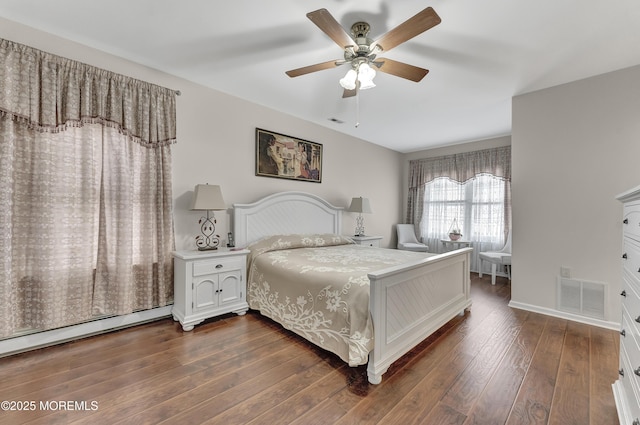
[347,197,372,236]
[191,184,226,250]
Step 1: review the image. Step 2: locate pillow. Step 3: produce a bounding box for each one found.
[247,233,354,261]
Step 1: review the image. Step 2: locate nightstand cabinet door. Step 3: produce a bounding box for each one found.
[172,249,249,331]
[193,275,217,312]
[193,270,243,311]
[218,271,243,305]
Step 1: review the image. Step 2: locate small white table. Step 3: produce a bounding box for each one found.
[440,239,472,251]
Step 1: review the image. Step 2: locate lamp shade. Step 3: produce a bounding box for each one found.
[347,197,372,214]
[339,69,358,90]
[357,63,376,90]
[190,184,226,211]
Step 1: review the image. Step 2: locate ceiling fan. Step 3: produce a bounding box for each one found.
[286,7,442,98]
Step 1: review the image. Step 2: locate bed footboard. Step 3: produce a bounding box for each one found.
[366,247,472,384]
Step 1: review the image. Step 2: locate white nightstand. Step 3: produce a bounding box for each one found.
[350,235,383,247]
[172,248,249,331]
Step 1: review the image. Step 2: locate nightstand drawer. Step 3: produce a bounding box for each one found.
[193,257,244,276]
[350,235,382,247]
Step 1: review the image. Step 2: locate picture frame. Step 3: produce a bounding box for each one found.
[255,128,322,183]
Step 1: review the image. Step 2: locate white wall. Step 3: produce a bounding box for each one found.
[0,17,404,249]
[511,65,640,326]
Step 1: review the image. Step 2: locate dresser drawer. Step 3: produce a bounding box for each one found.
[622,274,640,327]
[623,203,640,243]
[620,344,640,424]
[622,308,640,381]
[193,257,244,276]
[623,237,640,286]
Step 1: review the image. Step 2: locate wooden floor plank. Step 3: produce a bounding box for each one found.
[548,321,591,425]
[439,308,529,415]
[375,307,517,425]
[589,326,620,425]
[0,274,620,425]
[463,312,547,424]
[244,364,350,425]
[121,342,317,424]
[67,334,298,424]
[421,401,468,425]
[505,316,568,425]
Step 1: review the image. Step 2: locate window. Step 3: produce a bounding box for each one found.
[406,146,511,272]
[420,174,509,267]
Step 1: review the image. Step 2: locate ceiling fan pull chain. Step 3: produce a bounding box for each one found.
[355,91,360,128]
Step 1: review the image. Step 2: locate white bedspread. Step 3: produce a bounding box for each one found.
[246,234,433,366]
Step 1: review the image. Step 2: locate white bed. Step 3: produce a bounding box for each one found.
[233,191,472,384]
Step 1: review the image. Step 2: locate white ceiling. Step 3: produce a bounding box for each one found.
[1,0,640,152]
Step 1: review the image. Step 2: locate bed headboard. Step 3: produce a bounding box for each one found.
[233,191,343,247]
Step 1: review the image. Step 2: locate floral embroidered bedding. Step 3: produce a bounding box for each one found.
[246,234,434,366]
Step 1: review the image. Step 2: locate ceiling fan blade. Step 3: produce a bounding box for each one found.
[342,80,360,98]
[371,7,441,53]
[307,9,357,50]
[342,88,357,98]
[286,59,343,78]
[374,58,429,82]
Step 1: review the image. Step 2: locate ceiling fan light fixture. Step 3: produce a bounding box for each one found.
[358,63,375,79]
[357,63,376,90]
[339,69,358,90]
[358,78,376,90]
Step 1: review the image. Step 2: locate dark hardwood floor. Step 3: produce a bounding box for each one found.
[0,274,620,424]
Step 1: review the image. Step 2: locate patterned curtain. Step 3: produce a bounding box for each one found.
[407,146,511,226]
[0,38,176,338]
[406,146,511,272]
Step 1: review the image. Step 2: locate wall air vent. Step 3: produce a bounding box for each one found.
[557,277,606,320]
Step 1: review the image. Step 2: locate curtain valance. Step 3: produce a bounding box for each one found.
[0,38,176,147]
[408,145,511,188]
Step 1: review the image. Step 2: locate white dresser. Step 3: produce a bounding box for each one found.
[614,186,640,425]
[172,248,249,331]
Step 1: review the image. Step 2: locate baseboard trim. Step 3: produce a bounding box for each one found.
[0,306,173,358]
[508,300,619,330]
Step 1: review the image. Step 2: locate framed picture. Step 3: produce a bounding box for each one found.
[255,128,322,183]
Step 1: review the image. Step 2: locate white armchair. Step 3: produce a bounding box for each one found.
[396,224,429,252]
[478,231,512,285]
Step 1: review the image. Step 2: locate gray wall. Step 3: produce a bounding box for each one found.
[511,65,640,326]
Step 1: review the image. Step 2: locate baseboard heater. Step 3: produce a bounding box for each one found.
[0,305,173,358]
[557,277,607,320]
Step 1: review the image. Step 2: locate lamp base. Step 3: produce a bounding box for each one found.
[195,211,221,251]
[197,246,218,251]
[354,214,365,237]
